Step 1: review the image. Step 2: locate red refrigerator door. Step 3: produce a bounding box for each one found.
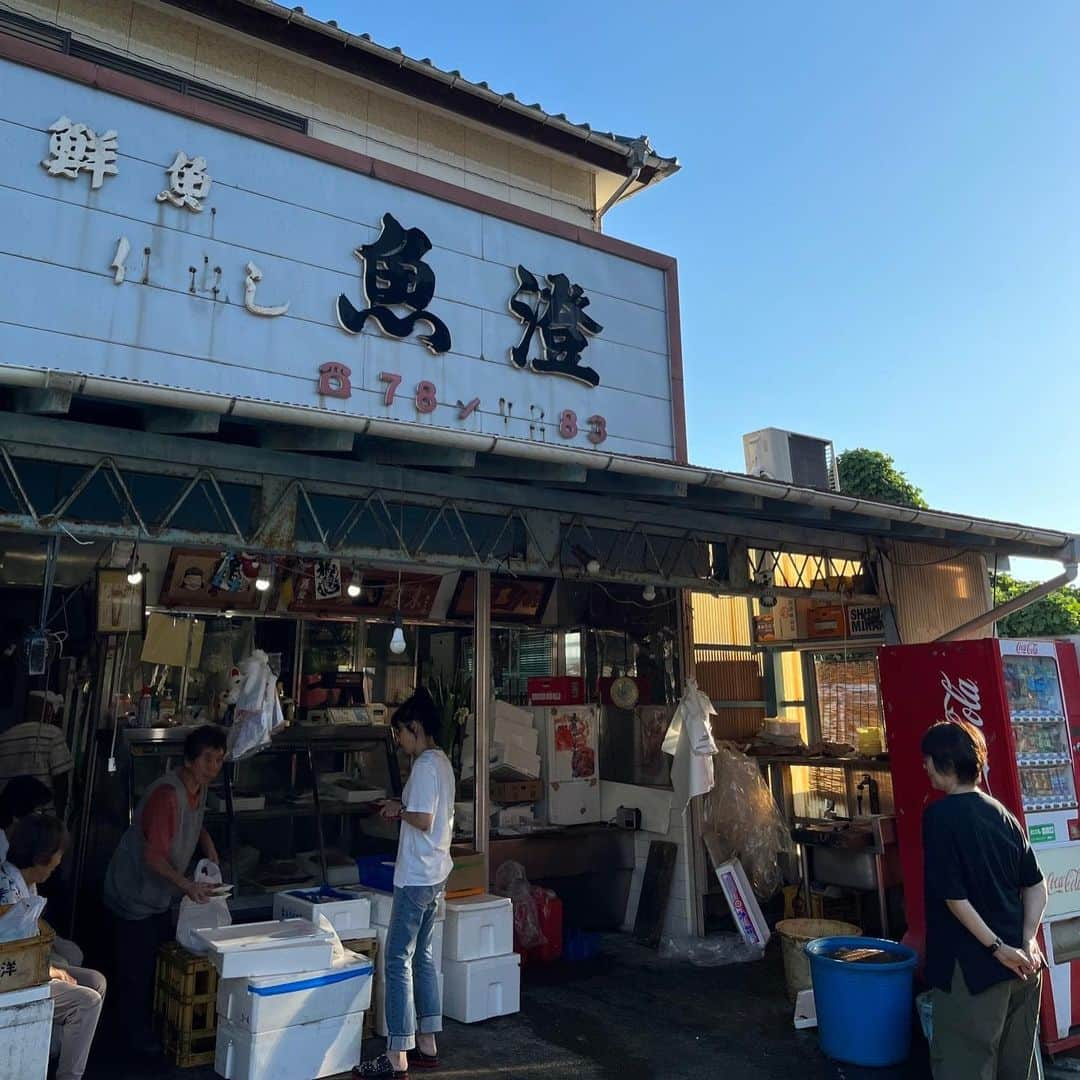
[878,639,1021,958]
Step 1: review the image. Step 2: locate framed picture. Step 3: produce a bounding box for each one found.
[287,563,440,618]
[449,575,554,622]
[96,569,145,634]
[159,548,261,610]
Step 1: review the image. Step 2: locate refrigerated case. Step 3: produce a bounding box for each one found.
[533,705,602,825]
[879,638,1080,1054]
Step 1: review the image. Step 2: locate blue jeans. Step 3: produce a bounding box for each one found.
[385,882,446,1052]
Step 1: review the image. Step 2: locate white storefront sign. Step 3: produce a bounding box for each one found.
[0,61,680,460]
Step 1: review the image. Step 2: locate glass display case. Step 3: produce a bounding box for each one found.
[1004,654,1078,813]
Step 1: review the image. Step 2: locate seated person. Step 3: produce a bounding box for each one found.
[0,815,105,1080]
[0,774,82,968]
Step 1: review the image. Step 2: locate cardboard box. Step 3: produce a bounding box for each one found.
[446,851,487,897]
[491,779,543,804]
[807,604,845,640]
[527,677,585,706]
[752,598,798,642]
[713,857,770,949]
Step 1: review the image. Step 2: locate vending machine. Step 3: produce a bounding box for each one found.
[879,638,1080,1053]
[532,704,602,825]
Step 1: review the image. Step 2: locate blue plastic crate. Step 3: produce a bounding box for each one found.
[563,929,600,962]
[356,855,396,892]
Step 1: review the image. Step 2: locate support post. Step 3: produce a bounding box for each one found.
[473,571,491,876]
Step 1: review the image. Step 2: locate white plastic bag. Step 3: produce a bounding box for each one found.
[0,896,46,942]
[226,650,285,761]
[177,859,231,954]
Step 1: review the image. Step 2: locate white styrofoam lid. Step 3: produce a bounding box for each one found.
[245,954,373,991]
[197,918,335,952]
[0,982,51,1007]
[445,893,512,913]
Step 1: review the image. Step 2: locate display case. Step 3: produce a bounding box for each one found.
[1004,654,1078,813]
[118,725,402,912]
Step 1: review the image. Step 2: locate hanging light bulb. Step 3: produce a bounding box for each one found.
[126,546,144,586]
[347,566,362,598]
[642,584,657,602]
[255,563,272,592]
[389,611,407,655]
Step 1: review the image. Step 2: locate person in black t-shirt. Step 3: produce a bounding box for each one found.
[921,720,1047,1080]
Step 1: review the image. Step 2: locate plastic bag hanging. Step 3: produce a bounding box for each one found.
[226,649,285,761]
[663,679,719,807]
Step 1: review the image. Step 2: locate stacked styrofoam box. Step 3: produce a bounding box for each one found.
[358,888,446,1038]
[206,921,373,1080]
[273,888,372,939]
[462,701,541,780]
[0,984,54,1080]
[442,894,520,1024]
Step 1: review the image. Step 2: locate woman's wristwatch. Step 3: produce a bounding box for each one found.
[988,936,1004,954]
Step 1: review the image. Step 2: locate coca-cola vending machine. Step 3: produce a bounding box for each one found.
[879,638,1080,1053]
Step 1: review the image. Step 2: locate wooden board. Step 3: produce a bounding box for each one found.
[633,840,677,949]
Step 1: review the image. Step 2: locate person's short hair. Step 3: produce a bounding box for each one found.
[7,814,66,869]
[391,687,442,743]
[921,721,987,784]
[183,725,227,763]
[0,776,52,828]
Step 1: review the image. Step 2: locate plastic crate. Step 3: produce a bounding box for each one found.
[341,936,379,1039]
[356,856,396,892]
[154,942,219,1068]
[563,929,600,962]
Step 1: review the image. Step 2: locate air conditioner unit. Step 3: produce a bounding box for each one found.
[742,428,839,491]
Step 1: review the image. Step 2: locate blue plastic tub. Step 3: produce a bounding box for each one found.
[806,936,917,1067]
[356,855,395,892]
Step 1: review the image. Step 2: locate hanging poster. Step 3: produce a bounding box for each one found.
[96,569,144,634]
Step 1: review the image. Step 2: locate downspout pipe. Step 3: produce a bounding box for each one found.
[594,137,649,225]
[936,564,1079,642]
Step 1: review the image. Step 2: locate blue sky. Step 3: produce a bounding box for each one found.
[309,1,1080,579]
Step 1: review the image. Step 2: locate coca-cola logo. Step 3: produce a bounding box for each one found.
[941,673,985,728]
[1015,641,1040,657]
[1047,868,1080,895]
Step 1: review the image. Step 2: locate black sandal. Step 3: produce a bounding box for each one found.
[407,1047,440,1069]
[353,1054,408,1078]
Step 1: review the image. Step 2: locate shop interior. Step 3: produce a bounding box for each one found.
[0,534,685,952]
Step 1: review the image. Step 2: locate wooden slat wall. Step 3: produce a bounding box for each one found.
[882,543,992,644]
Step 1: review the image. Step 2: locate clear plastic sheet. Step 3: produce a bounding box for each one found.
[703,742,794,900]
[659,933,763,966]
[494,860,546,950]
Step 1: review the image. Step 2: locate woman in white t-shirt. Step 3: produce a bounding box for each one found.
[355,688,455,1079]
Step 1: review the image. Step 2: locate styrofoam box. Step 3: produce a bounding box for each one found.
[442,953,521,1024]
[494,700,534,727]
[197,920,335,979]
[353,888,446,928]
[493,723,539,756]
[215,1011,362,1080]
[273,889,371,936]
[490,742,541,779]
[217,956,373,1033]
[0,983,54,1080]
[443,895,513,962]
[714,858,771,950]
[371,923,444,1038]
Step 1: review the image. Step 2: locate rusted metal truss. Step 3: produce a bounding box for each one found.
[0,441,873,596]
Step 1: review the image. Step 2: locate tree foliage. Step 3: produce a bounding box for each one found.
[992,574,1080,638]
[836,448,929,509]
